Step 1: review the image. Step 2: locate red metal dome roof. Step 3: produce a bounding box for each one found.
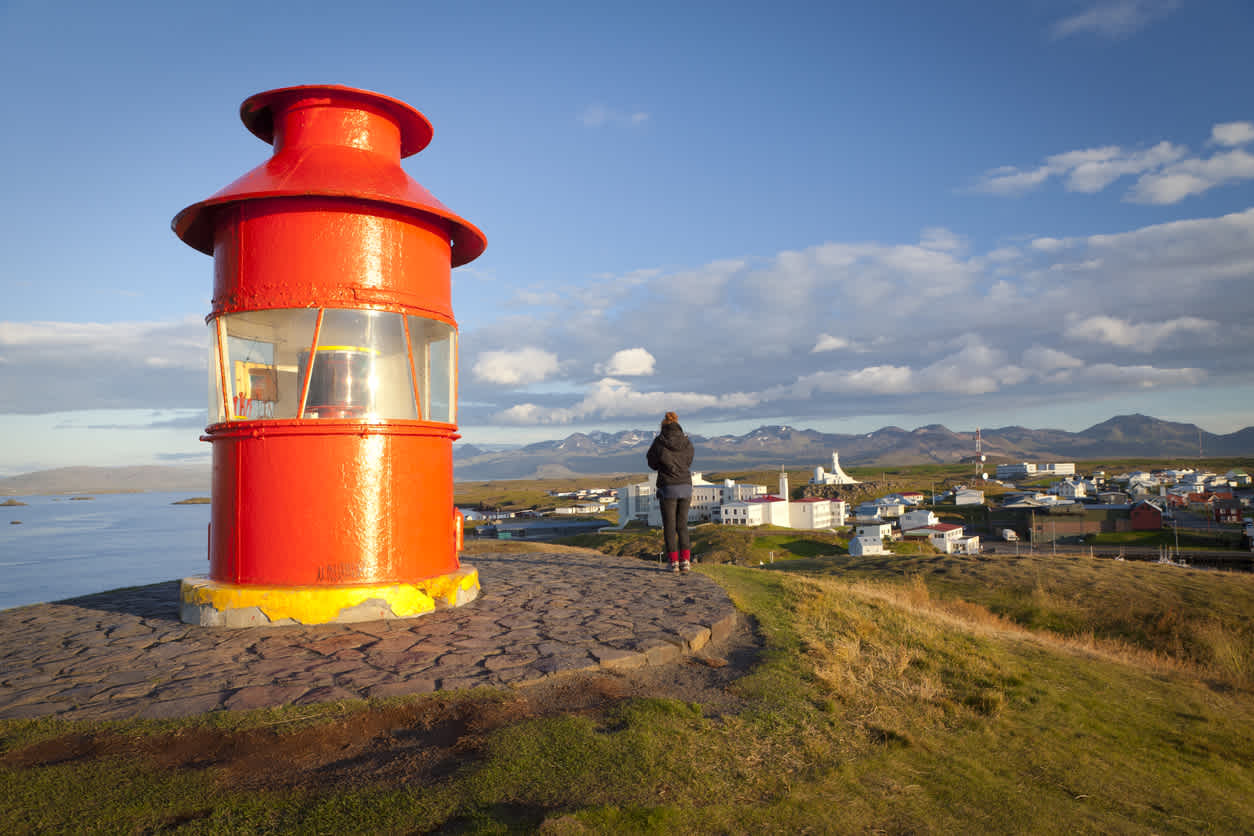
[172,85,486,267]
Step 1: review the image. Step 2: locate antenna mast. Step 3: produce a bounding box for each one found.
[976,427,987,481]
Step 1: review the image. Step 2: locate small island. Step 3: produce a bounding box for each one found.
[173,497,212,505]
[1,498,28,507]
[70,496,95,501]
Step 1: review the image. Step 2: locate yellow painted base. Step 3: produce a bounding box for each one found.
[179,566,480,628]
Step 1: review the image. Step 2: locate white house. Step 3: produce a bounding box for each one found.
[790,497,834,530]
[1056,479,1087,500]
[873,499,906,518]
[849,535,889,556]
[856,522,894,542]
[554,503,604,515]
[616,479,654,526]
[912,523,967,553]
[899,509,939,532]
[721,500,767,527]
[954,488,985,506]
[955,535,982,554]
[854,502,884,522]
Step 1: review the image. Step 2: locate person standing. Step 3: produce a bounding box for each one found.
[647,411,695,573]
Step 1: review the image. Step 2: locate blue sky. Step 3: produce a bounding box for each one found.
[2,0,1252,475]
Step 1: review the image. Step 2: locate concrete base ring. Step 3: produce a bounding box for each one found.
[179,566,480,628]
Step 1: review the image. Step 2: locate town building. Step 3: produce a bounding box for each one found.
[849,534,889,556]
[1130,500,1164,531]
[1056,479,1087,500]
[899,509,940,531]
[790,497,838,530]
[810,451,859,485]
[995,462,1075,480]
[954,488,985,506]
[905,522,978,554]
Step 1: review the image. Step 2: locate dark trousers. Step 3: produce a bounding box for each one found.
[659,496,691,556]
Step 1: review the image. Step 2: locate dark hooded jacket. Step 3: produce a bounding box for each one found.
[647,422,694,490]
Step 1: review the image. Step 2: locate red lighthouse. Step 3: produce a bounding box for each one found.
[173,85,485,627]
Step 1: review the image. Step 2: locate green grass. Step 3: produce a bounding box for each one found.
[5,548,1254,832]
[774,549,1254,687]
[1084,528,1244,548]
[558,524,855,566]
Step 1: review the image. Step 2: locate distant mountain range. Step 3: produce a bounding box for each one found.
[2,415,1251,494]
[452,414,1254,480]
[0,465,210,496]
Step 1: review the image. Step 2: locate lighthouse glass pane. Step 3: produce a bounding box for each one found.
[429,331,455,423]
[216,309,317,421]
[207,321,225,425]
[303,309,417,420]
[407,316,457,423]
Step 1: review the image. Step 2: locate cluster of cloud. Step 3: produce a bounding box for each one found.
[1050,0,1180,39]
[0,317,204,414]
[2,205,1247,429]
[457,204,1250,428]
[970,121,1254,204]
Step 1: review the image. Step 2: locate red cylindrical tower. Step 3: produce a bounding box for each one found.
[173,85,485,627]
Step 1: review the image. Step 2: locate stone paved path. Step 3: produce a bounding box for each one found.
[0,550,739,722]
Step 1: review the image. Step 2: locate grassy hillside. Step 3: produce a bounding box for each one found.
[4,545,1253,832]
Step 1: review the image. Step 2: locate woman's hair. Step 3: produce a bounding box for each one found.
[662,411,679,426]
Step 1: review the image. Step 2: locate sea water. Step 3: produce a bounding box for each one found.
[0,492,211,611]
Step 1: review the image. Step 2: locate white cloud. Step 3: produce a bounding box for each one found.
[578,104,650,128]
[472,347,559,385]
[1212,121,1254,147]
[1050,0,1180,39]
[1078,363,1204,388]
[455,205,1253,431]
[1022,346,1084,372]
[984,247,1022,263]
[1126,148,1254,204]
[1030,236,1072,252]
[811,334,849,353]
[969,164,1054,196]
[920,227,964,252]
[1063,315,1217,351]
[498,377,758,424]
[970,141,1186,196]
[0,317,205,414]
[598,347,656,376]
[1063,142,1186,192]
[970,120,1254,205]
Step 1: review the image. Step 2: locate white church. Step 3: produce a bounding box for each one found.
[810,451,859,486]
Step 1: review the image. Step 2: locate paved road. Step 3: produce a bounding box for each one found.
[0,550,739,722]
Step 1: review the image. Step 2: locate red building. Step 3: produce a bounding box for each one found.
[1130,500,1164,531]
[1215,499,1243,525]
